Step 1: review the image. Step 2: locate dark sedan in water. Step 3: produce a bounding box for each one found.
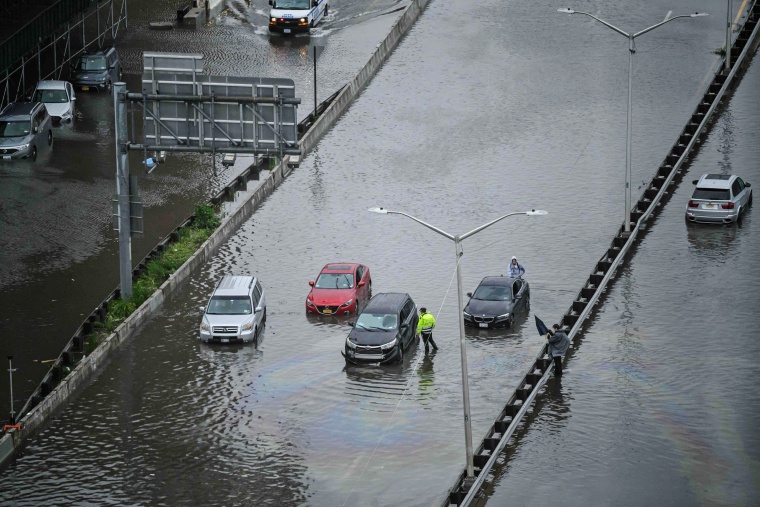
[463,276,530,328]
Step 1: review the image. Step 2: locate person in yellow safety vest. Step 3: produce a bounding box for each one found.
[416,307,438,353]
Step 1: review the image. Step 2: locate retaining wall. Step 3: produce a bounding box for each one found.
[1,0,433,472]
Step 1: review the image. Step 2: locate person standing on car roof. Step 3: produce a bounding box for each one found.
[507,256,525,278]
[417,307,438,353]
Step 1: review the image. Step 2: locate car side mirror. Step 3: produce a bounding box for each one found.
[199,306,206,312]
[466,292,472,298]
[255,306,263,313]
[348,321,355,327]
[308,281,315,287]
[745,182,751,187]
[33,127,38,133]
[357,281,365,287]
[312,0,317,6]
[269,0,274,5]
[692,180,698,185]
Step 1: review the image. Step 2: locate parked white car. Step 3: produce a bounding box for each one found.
[199,275,267,344]
[32,80,76,123]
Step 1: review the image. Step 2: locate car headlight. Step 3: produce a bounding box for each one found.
[380,338,397,350]
[14,143,30,151]
[241,321,254,331]
[497,313,510,320]
[463,310,472,317]
[346,338,357,349]
[200,321,209,331]
[300,17,306,22]
[340,299,353,307]
[306,299,315,306]
[271,17,277,22]
[60,110,72,119]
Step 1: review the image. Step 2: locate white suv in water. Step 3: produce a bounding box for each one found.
[199,275,267,344]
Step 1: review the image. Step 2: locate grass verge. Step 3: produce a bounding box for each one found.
[87,204,221,349]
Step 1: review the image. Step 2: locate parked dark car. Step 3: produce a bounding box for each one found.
[0,101,52,161]
[70,47,121,92]
[463,276,529,328]
[343,293,418,365]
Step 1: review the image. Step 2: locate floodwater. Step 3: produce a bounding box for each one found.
[1,0,758,505]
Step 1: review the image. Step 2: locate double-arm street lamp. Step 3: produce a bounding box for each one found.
[368,207,548,480]
[558,8,707,233]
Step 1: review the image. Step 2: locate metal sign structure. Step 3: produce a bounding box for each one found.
[112,52,301,299]
[136,52,300,157]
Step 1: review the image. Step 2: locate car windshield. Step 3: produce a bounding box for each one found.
[33,89,68,103]
[275,0,310,8]
[315,273,354,289]
[206,296,252,315]
[0,120,30,137]
[355,313,397,331]
[692,188,730,200]
[472,285,512,301]
[77,56,107,71]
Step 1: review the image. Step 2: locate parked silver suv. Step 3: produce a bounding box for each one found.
[199,275,267,344]
[686,174,752,224]
[0,102,53,161]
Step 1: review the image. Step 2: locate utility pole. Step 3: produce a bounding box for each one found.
[114,82,133,299]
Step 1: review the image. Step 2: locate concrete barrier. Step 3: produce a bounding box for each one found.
[0,0,433,471]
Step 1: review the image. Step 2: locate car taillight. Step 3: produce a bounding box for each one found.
[721,202,735,209]
[688,200,699,208]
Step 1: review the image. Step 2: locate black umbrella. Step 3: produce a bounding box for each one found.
[535,315,550,336]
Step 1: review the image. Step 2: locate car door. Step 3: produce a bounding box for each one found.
[734,178,748,208]
[355,266,366,303]
[512,279,527,314]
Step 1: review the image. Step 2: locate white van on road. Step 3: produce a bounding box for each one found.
[268,0,328,34]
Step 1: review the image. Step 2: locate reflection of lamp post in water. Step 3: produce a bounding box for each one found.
[558,8,707,233]
[368,207,547,482]
[7,356,16,425]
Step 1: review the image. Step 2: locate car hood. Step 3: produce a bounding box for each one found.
[464,299,513,317]
[348,328,397,346]
[308,287,354,306]
[204,313,254,327]
[0,135,32,147]
[45,103,71,117]
[271,8,310,16]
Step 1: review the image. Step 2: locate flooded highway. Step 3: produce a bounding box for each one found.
[1,0,759,505]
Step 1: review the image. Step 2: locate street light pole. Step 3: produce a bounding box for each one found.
[559,9,708,233]
[7,355,16,425]
[368,207,548,480]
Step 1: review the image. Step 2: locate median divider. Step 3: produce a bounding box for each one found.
[1,0,434,472]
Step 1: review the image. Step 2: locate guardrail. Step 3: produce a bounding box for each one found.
[444,2,760,505]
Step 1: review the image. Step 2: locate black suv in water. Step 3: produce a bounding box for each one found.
[343,293,418,365]
[70,47,121,92]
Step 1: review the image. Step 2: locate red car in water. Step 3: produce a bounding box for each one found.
[306,263,372,316]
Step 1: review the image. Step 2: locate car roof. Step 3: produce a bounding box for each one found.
[321,262,360,273]
[478,275,516,286]
[81,47,115,57]
[35,80,69,90]
[0,102,41,119]
[213,275,256,296]
[363,293,411,312]
[696,174,735,189]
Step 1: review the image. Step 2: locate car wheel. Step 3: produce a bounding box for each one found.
[105,80,112,92]
[30,145,37,161]
[396,344,404,364]
[47,130,53,146]
[749,192,753,207]
[262,308,267,324]
[325,4,328,16]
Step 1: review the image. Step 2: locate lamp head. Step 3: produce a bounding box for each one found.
[558,8,575,14]
[525,209,549,216]
[690,12,708,17]
[367,207,388,214]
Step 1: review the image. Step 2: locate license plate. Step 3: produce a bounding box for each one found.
[322,309,332,314]
[705,203,715,209]
[81,86,90,91]
[479,323,489,328]
[284,29,291,33]
[221,338,229,343]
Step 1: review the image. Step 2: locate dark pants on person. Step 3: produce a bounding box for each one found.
[421,330,438,352]
[553,355,563,376]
